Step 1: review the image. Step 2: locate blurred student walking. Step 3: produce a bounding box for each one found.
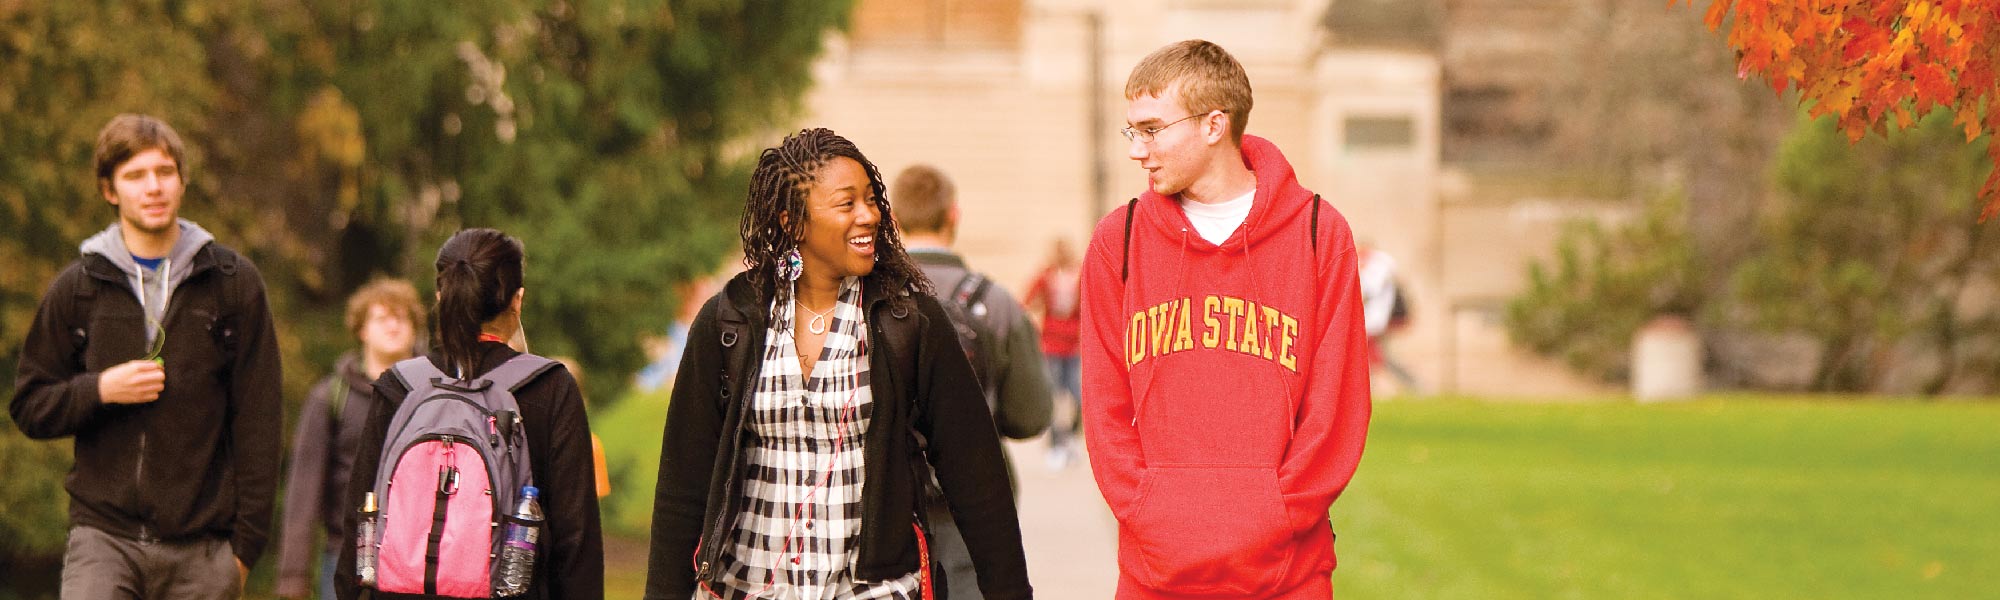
[276,278,423,599]
[1023,238,1084,470]
[895,163,1052,600]
[1358,242,1421,394]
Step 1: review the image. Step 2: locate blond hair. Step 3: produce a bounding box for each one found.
[345,277,426,339]
[1124,40,1254,145]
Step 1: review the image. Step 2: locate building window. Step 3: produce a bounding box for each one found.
[1344,115,1416,151]
[851,0,1022,50]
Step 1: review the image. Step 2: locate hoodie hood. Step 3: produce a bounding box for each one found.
[80,218,217,293]
[1137,135,1314,253]
[81,219,217,344]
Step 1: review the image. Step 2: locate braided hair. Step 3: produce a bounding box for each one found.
[739,128,931,306]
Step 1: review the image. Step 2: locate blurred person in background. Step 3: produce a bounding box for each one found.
[550,355,615,499]
[1023,238,1084,470]
[1358,242,1421,395]
[276,278,424,599]
[893,163,1052,600]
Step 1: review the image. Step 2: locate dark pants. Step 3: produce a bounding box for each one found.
[926,502,981,600]
[61,525,241,599]
[1044,354,1082,448]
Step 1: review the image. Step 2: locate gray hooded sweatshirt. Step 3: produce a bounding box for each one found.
[78,218,217,345]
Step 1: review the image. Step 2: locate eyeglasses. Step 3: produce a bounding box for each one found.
[1120,112,1211,143]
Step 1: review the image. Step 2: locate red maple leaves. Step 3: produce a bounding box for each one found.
[1676,0,2000,219]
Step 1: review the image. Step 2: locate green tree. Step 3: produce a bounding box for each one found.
[1730,112,1999,392]
[250,0,853,397]
[1506,192,1705,382]
[1510,111,2000,393]
[1,0,222,394]
[2,0,852,580]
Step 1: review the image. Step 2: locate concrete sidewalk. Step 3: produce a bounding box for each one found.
[1004,438,1119,599]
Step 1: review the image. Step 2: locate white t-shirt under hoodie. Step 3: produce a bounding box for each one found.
[1179,188,1256,246]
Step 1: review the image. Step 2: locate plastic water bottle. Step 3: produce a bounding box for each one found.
[495,486,543,596]
[356,492,379,588]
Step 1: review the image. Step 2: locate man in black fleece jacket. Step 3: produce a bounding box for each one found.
[10,114,283,597]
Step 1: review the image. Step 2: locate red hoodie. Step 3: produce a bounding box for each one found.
[1079,136,1372,599]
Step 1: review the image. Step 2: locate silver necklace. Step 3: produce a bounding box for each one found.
[798,301,833,335]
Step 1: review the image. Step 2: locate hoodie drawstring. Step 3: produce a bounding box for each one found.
[1130,223,1193,427]
[1238,214,1302,436]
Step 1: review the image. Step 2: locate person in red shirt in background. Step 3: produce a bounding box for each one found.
[1023,238,1084,470]
[1079,39,1372,599]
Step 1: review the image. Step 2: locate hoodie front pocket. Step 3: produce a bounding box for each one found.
[1127,465,1294,596]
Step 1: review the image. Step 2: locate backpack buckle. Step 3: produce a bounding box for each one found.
[438,465,460,495]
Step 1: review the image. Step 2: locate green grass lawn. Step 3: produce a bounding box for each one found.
[590,393,1999,599]
[1330,399,2000,599]
[590,386,671,599]
[592,387,671,540]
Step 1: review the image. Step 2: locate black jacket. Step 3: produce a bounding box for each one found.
[9,234,282,566]
[276,352,380,596]
[334,342,605,600]
[645,273,1032,600]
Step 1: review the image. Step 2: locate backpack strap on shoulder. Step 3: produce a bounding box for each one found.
[327,374,350,422]
[389,356,443,392]
[481,354,560,393]
[68,262,101,361]
[1310,194,1322,258]
[209,244,242,313]
[205,245,246,363]
[1121,198,1139,282]
[950,272,992,314]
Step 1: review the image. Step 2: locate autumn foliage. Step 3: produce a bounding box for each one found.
[1675,0,2000,219]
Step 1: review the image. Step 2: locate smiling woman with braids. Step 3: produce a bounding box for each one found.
[645,129,1032,600]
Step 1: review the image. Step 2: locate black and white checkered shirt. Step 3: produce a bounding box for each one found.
[702,277,922,600]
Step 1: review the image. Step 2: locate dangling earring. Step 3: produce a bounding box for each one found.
[778,248,803,282]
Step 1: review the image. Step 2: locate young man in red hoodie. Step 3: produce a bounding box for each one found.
[1079,40,1372,599]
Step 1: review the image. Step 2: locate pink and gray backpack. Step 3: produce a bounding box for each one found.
[365,354,555,597]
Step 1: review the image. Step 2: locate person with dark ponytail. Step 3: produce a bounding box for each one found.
[336,228,604,599]
[646,129,1032,600]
